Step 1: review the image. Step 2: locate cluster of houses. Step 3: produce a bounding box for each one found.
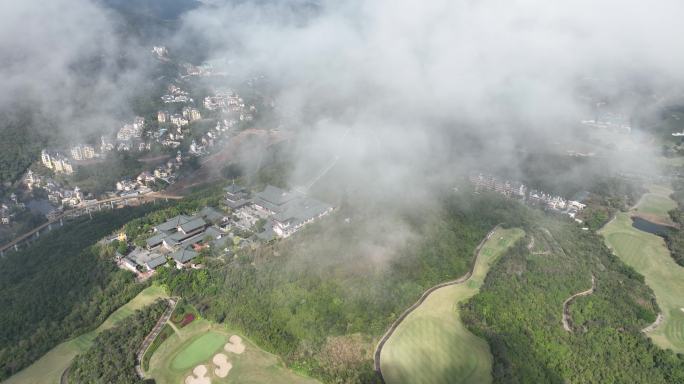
[119,207,226,274]
[158,106,202,128]
[227,184,334,240]
[40,150,75,175]
[469,172,587,220]
[23,170,92,210]
[181,62,223,77]
[161,84,193,104]
[151,46,169,60]
[70,144,97,161]
[115,152,183,197]
[117,184,334,277]
[98,117,151,153]
[580,112,632,133]
[203,90,256,122]
[0,193,25,225]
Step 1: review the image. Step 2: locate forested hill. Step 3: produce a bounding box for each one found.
[461,217,684,383]
[156,192,532,382]
[0,109,50,185]
[0,205,161,380]
[69,299,167,384]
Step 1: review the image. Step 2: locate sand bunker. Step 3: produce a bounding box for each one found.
[224,335,245,354]
[681,308,684,313]
[212,353,233,378]
[185,365,211,384]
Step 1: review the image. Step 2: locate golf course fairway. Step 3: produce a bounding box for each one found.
[380,227,524,384]
[147,319,319,384]
[601,186,684,353]
[3,285,169,384]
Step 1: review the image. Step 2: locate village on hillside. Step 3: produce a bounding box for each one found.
[469,172,588,221]
[115,184,333,278]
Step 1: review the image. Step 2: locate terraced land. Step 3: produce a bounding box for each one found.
[380,227,525,384]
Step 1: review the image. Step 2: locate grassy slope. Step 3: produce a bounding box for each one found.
[600,186,684,353]
[147,319,319,384]
[380,227,525,384]
[632,186,677,218]
[171,331,228,370]
[4,285,168,384]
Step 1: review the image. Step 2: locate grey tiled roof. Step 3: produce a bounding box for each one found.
[155,215,192,232]
[171,248,198,264]
[179,217,206,234]
[146,255,168,269]
[224,183,246,194]
[146,232,168,247]
[200,207,225,223]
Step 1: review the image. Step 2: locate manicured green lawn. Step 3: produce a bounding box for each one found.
[147,319,319,384]
[633,186,677,219]
[4,285,168,384]
[380,227,525,384]
[600,186,684,353]
[171,331,228,370]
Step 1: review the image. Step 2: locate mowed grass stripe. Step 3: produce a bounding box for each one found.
[380,227,524,384]
[634,190,677,217]
[600,185,684,353]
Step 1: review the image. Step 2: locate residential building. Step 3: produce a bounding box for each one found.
[41,149,53,169]
[70,144,96,160]
[101,136,114,152]
[170,114,189,128]
[117,123,142,141]
[42,150,74,175]
[182,107,201,122]
[157,110,169,123]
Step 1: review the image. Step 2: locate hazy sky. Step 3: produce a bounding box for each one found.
[176,0,684,188]
[2,0,683,187]
[0,0,151,141]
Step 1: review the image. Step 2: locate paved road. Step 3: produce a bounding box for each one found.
[135,298,178,378]
[373,225,501,382]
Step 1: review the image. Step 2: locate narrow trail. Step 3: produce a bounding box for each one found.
[167,320,181,335]
[642,313,664,333]
[135,298,178,378]
[373,225,501,381]
[562,275,596,332]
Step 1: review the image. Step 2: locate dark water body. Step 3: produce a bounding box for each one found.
[631,216,672,237]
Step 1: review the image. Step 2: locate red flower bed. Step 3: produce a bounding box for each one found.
[179,313,195,327]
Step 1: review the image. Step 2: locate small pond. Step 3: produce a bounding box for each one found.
[631,216,672,237]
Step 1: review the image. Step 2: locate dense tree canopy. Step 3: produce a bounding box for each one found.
[0,205,161,380]
[461,218,684,383]
[69,300,167,384]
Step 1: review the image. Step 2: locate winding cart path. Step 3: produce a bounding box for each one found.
[562,275,596,332]
[135,298,178,378]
